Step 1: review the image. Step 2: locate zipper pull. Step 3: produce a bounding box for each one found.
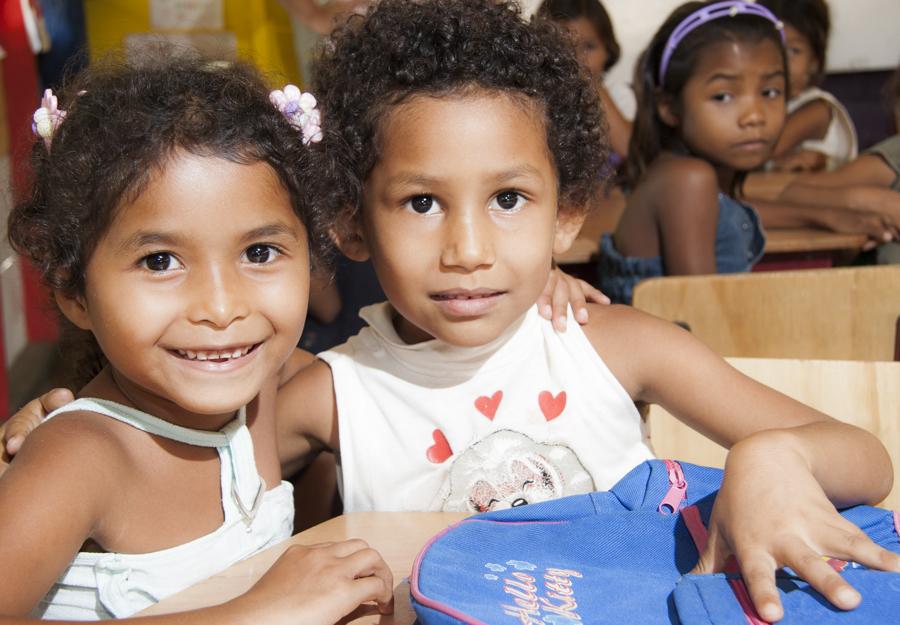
[658,460,687,514]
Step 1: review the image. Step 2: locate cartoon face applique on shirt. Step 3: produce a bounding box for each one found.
[438,430,594,513]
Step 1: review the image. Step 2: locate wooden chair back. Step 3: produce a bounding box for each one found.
[632,266,900,361]
[647,357,900,510]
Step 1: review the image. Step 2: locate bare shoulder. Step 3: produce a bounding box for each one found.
[276,356,337,446]
[9,410,135,486]
[644,156,720,215]
[278,347,317,387]
[579,303,705,399]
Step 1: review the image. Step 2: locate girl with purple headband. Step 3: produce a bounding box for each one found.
[598,0,894,305]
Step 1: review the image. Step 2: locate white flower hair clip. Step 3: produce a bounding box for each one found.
[32,88,67,149]
[269,85,323,145]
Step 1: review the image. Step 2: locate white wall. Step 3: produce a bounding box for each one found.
[521,0,900,88]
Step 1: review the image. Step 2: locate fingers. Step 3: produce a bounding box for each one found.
[550,274,570,332]
[780,542,860,612]
[581,280,611,306]
[537,271,557,321]
[340,546,394,613]
[822,523,900,574]
[735,551,783,622]
[4,388,72,455]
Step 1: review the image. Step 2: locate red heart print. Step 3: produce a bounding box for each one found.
[474,391,503,420]
[539,391,566,421]
[426,429,453,463]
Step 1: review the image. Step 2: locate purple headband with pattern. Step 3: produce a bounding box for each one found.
[658,1,785,86]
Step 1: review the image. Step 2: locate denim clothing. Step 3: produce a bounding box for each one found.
[597,194,766,304]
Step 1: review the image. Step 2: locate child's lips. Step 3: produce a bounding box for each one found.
[430,289,505,316]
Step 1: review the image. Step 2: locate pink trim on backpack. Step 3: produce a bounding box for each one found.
[409,518,566,625]
[681,505,770,625]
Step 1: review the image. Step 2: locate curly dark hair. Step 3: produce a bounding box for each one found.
[624,1,787,191]
[9,51,331,300]
[9,51,333,387]
[311,0,607,225]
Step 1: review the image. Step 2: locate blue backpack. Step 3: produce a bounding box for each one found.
[410,460,900,624]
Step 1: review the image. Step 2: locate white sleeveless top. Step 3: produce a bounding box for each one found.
[319,303,654,514]
[32,398,294,620]
[787,87,858,170]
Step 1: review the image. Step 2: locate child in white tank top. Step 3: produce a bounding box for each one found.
[272,3,898,622]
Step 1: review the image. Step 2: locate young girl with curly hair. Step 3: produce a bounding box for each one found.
[0,54,392,623]
[279,2,890,621]
[5,2,900,623]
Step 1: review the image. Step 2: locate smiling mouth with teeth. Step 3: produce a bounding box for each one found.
[173,344,259,362]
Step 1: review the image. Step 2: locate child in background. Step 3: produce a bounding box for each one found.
[0,55,391,622]
[5,2,900,622]
[538,0,633,159]
[598,0,890,305]
[759,0,857,171]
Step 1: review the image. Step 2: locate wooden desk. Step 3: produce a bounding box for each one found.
[139,512,468,624]
[762,228,868,254]
[558,228,869,268]
[755,228,868,271]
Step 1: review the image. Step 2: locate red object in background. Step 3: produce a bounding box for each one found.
[1,0,58,346]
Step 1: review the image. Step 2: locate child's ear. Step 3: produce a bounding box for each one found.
[329,209,371,262]
[656,92,680,128]
[553,208,587,255]
[54,291,92,331]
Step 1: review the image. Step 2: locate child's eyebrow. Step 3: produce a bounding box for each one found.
[118,231,181,252]
[240,223,301,243]
[386,165,545,189]
[704,69,785,86]
[117,223,300,252]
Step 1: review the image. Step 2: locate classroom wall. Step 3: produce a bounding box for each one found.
[521,0,900,87]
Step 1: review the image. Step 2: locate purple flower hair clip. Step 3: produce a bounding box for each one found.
[32,88,67,149]
[269,85,323,145]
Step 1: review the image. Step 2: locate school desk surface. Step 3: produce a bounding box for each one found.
[139,512,468,624]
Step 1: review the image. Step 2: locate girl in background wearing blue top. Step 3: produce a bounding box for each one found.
[0,54,392,623]
[598,0,890,304]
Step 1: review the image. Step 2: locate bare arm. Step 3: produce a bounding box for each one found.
[583,304,899,621]
[654,159,719,275]
[771,99,831,159]
[752,198,898,243]
[275,358,339,476]
[0,412,391,624]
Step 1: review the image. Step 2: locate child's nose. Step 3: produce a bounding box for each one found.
[187,264,251,327]
[740,98,766,128]
[440,209,495,271]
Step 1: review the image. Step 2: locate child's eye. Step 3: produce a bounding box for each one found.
[243,244,280,264]
[141,252,182,272]
[711,92,733,103]
[406,194,439,215]
[763,87,783,99]
[492,190,524,211]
